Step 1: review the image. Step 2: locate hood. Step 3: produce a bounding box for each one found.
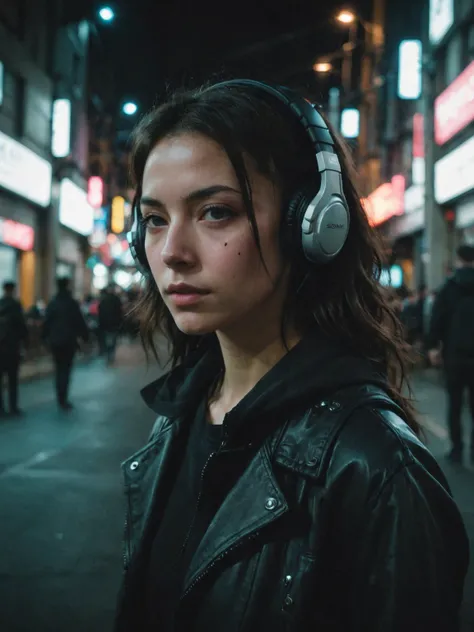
[141,330,389,445]
[453,267,474,291]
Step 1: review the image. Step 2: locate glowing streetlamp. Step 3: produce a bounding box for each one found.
[98,6,115,23]
[336,10,356,25]
[335,9,359,93]
[313,61,333,74]
[122,101,138,116]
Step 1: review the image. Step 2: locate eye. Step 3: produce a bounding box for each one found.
[202,205,236,222]
[140,214,166,229]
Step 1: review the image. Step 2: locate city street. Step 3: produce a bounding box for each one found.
[0,344,472,631]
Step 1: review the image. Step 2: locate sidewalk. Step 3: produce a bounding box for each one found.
[19,351,96,382]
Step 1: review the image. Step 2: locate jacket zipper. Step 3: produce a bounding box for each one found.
[179,428,269,601]
[179,438,223,558]
[180,529,261,601]
[122,515,131,571]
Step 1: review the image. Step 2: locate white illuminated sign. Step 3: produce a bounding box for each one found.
[398,40,422,100]
[429,0,454,45]
[340,108,360,138]
[404,184,424,213]
[435,135,474,204]
[52,99,71,158]
[455,198,474,229]
[0,130,52,206]
[59,178,94,236]
[412,157,425,185]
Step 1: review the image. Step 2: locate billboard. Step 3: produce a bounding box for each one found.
[435,61,474,145]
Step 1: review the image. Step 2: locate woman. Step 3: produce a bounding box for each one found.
[115,80,469,632]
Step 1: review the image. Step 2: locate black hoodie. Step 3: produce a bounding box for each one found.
[426,267,474,365]
[141,330,390,448]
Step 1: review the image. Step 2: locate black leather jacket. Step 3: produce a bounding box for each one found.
[116,389,468,632]
[115,339,469,632]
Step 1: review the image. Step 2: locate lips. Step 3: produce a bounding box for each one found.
[166,283,208,295]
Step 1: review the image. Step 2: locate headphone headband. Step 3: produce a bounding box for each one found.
[207,79,335,153]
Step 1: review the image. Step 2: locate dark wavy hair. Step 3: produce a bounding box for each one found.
[129,82,420,436]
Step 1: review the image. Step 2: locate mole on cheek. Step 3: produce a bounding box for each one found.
[224,242,228,247]
[238,252,241,256]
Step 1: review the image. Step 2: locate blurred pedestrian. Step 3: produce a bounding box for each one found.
[26,298,45,357]
[400,291,419,345]
[427,244,474,463]
[98,285,124,365]
[42,277,89,410]
[0,281,28,416]
[81,294,100,353]
[114,80,468,632]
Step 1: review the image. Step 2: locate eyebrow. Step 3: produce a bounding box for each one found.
[140,185,241,209]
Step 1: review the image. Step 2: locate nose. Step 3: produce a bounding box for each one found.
[160,221,196,269]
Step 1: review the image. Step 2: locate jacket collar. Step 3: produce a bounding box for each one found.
[141,331,389,450]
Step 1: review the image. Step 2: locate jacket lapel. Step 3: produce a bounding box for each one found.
[122,415,189,561]
[182,445,288,596]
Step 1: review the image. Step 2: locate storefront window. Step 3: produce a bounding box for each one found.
[0,243,17,288]
[460,225,474,245]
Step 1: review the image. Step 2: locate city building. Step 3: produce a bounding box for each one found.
[0,0,55,307]
[363,0,474,292]
[0,1,95,305]
[430,0,474,262]
[362,0,425,291]
[50,5,96,299]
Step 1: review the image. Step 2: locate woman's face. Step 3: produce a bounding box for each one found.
[141,132,291,338]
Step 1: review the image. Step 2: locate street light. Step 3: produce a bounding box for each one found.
[122,101,138,116]
[336,10,356,25]
[98,6,115,23]
[313,61,333,74]
[335,9,359,94]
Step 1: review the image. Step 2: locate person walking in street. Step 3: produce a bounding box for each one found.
[115,81,469,632]
[42,278,89,410]
[98,285,124,365]
[427,244,474,464]
[0,282,28,417]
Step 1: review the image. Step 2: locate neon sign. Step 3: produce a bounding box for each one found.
[363,175,406,226]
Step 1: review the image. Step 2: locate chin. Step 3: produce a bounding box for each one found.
[172,313,221,336]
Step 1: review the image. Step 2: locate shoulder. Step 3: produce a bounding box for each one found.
[330,404,445,495]
[274,386,447,501]
[437,278,460,300]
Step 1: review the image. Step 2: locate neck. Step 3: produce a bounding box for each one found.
[213,324,301,413]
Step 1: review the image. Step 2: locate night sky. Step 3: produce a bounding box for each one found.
[76,0,373,112]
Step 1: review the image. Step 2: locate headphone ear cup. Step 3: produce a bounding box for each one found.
[127,209,150,276]
[285,186,319,257]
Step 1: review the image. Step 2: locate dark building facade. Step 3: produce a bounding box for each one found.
[366,0,474,291]
[430,0,474,275]
[0,0,56,306]
[0,0,95,305]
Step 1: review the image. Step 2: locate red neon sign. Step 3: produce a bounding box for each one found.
[413,113,424,158]
[0,218,35,251]
[363,175,406,227]
[435,60,474,145]
[87,176,104,209]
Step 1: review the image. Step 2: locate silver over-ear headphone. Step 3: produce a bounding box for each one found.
[128,79,350,271]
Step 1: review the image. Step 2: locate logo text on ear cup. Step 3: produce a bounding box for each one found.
[326,223,344,229]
